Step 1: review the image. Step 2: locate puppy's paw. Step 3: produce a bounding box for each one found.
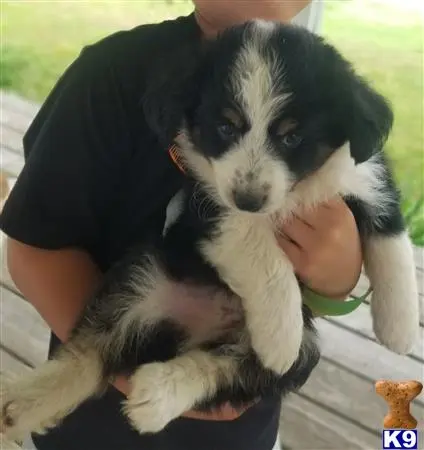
[251,309,303,375]
[254,336,300,375]
[0,380,59,440]
[373,315,419,355]
[123,363,192,434]
[1,384,33,440]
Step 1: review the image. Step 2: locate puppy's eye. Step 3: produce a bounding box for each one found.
[217,122,237,140]
[282,132,302,148]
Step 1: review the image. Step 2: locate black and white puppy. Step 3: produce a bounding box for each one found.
[0,21,419,440]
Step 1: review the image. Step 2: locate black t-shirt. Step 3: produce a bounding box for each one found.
[0,13,281,450]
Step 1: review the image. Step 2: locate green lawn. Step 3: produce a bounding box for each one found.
[1,0,423,244]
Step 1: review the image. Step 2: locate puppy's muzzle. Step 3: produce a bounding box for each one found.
[232,189,268,212]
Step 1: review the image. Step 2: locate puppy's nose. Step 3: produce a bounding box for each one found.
[233,191,265,212]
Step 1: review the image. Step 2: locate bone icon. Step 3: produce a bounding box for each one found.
[375,380,423,429]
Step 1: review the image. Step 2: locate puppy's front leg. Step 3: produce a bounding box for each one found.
[123,350,236,434]
[364,229,419,354]
[201,215,303,375]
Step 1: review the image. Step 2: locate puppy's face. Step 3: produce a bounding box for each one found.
[145,21,393,215]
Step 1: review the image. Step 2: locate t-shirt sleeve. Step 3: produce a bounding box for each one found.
[0,46,134,251]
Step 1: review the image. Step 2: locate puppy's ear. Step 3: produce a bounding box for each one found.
[348,76,394,163]
[142,41,209,146]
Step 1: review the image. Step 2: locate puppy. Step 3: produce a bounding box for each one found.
[0,21,419,440]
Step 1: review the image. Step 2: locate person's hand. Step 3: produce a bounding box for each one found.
[181,402,256,421]
[113,375,131,396]
[277,197,362,300]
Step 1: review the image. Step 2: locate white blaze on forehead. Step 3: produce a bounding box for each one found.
[231,27,289,128]
[210,28,293,209]
[253,19,277,34]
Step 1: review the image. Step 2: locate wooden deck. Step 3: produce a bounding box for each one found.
[0,89,423,449]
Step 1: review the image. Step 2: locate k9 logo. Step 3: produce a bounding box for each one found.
[382,430,418,449]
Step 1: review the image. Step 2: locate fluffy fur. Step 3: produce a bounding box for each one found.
[0,21,419,440]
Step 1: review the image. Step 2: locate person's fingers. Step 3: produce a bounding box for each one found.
[276,232,304,269]
[182,408,238,421]
[112,375,130,396]
[279,215,315,249]
[299,197,344,228]
[320,196,344,209]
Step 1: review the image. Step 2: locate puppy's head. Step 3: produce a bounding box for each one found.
[144,21,393,214]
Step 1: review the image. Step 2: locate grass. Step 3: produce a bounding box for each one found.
[1,0,423,244]
[321,0,424,242]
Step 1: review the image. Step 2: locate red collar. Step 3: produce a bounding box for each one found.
[168,142,187,174]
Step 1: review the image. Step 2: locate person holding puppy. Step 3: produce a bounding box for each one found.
[0,1,362,449]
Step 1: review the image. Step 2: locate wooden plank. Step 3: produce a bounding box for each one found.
[0,348,31,377]
[0,107,33,139]
[298,357,424,433]
[0,147,24,177]
[317,318,423,381]
[0,233,21,296]
[1,124,24,153]
[414,246,424,272]
[0,173,21,296]
[1,91,39,118]
[280,394,379,449]
[326,304,424,361]
[0,90,38,141]
[0,286,49,367]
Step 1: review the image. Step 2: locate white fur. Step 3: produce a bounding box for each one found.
[163,190,185,236]
[102,256,169,359]
[124,350,236,433]
[364,232,419,354]
[210,35,293,212]
[232,30,286,124]
[211,145,292,213]
[201,213,303,375]
[253,19,277,34]
[0,175,16,287]
[279,144,392,219]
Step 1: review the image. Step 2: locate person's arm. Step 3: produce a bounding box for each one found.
[6,239,133,395]
[7,239,101,343]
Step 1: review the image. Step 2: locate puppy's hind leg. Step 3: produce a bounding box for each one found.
[0,338,104,441]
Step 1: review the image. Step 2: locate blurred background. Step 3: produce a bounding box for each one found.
[1,0,423,246]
